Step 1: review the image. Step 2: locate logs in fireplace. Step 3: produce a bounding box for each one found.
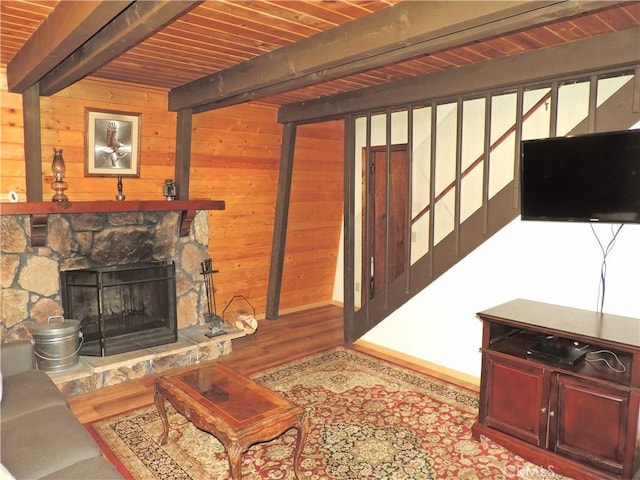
[60,261,177,357]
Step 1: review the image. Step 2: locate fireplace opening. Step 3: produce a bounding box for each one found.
[60,261,178,357]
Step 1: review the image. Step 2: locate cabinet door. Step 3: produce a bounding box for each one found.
[483,353,548,446]
[549,374,628,476]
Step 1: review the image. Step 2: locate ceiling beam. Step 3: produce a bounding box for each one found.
[278,29,640,124]
[169,0,614,112]
[38,1,202,96]
[7,1,132,93]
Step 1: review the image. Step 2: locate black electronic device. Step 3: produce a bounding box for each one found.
[526,338,588,366]
[520,129,640,224]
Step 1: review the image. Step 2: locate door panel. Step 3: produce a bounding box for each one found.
[484,354,548,447]
[550,374,627,475]
[367,145,409,299]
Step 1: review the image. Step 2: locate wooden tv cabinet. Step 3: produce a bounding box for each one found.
[472,299,640,480]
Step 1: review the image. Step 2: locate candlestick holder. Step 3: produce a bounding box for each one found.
[115,176,126,201]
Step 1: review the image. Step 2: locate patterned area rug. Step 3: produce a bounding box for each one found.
[87,347,569,479]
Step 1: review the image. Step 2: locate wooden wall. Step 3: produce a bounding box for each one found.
[0,68,344,318]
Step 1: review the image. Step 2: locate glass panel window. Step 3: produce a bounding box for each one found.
[353,115,369,308]
[557,80,590,136]
[597,74,633,107]
[433,103,457,245]
[522,87,552,141]
[488,92,517,197]
[460,97,486,222]
[411,106,432,264]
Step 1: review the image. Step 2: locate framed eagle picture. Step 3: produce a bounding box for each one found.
[85,108,141,177]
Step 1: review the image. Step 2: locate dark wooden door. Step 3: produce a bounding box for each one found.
[549,374,628,476]
[483,354,549,447]
[366,144,409,299]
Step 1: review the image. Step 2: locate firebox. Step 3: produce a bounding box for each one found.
[60,261,178,357]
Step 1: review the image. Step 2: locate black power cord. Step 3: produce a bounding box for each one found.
[590,223,623,314]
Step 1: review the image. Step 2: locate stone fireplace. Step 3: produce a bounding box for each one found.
[1,206,248,395]
[1,210,210,343]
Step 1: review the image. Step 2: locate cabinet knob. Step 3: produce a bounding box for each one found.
[541,407,547,413]
[549,411,555,417]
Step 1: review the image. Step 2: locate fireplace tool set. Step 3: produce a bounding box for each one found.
[201,258,224,338]
[200,259,258,337]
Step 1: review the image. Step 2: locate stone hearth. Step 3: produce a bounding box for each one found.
[49,324,245,396]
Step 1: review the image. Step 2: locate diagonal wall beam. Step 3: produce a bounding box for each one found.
[169,1,613,112]
[266,123,297,320]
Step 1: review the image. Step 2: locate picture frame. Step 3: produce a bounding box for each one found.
[85,108,141,177]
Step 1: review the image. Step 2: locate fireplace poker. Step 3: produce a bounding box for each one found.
[200,258,224,337]
[201,259,213,313]
[205,258,219,317]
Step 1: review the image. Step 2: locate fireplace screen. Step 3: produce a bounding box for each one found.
[60,261,177,357]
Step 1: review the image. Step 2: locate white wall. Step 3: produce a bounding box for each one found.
[361,218,640,379]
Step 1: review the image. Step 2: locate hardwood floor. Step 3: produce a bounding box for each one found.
[68,304,479,424]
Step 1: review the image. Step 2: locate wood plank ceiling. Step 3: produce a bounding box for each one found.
[1,1,639,110]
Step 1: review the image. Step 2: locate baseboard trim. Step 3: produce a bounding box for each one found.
[261,301,336,319]
[354,340,480,392]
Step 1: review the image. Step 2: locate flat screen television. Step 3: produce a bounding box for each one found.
[520,129,640,224]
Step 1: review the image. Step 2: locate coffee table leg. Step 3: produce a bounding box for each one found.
[154,389,170,446]
[293,412,310,479]
[227,442,243,480]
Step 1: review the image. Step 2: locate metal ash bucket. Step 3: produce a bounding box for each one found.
[29,315,83,372]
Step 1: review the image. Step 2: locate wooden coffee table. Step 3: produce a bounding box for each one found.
[154,362,309,479]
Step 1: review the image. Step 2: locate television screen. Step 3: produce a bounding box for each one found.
[520,129,640,224]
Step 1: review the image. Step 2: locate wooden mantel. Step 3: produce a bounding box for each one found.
[0,199,225,246]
